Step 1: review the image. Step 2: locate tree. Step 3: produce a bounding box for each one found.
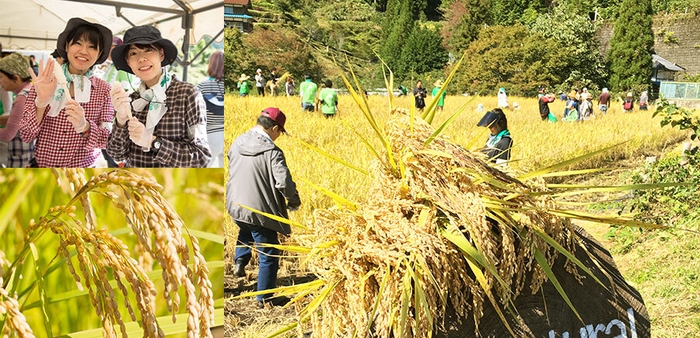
[453,25,564,96]
[442,0,492,53]
[607,0,654,93]
[399,24,449,77]
[223,28,250,92]
[380,0,415,76]
[527,2,607,91]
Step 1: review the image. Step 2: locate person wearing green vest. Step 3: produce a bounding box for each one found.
[299,75,318,112]
[319,79,339,118]
[238,74,251,97]
[431,80,446,113]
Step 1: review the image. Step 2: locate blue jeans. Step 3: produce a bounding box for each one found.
[234,221,280,301]
[302,102,315,112]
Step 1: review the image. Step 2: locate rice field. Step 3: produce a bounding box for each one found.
[0,169,225,337]
[224,93,690,337]
[225,94,687,224]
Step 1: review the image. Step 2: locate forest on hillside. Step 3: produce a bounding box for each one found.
[225,0,700,96]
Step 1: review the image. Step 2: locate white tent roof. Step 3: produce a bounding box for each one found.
[1,0,223,51]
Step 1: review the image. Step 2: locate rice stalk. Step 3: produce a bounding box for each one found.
[0,279,35,338]
[2,169,215,338]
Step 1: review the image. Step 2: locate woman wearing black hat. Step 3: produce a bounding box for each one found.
[106,25,211,167]
[19,18,114,167]
[477,108,513,163]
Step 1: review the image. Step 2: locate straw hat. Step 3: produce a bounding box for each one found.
[434,80,443,87]
[626,92,633,97]
[239,73,250,81]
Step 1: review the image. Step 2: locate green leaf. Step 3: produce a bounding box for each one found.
[267,321,299,338]
[293,137,369,176]
[421,51,467,124]
[299,177,359,211]
[30,242,54,338]
[529,226,606,290]
[236,204,309,230]
[518,142,629,180]
[533,247,583,324]
[424,95,476,147]
[186,229,225,244]
[0,176,34,238]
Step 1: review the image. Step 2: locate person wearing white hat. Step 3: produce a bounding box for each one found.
[255,68,266,97]
[238,73,251,97]
[20,17,114,167]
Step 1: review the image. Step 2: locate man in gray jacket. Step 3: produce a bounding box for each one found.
[226,107,301,307]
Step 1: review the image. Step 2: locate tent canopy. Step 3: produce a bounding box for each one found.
[0,0,223,80]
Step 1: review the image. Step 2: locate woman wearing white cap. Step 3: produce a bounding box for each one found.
[255,68,266,97]
[20,17,114,167]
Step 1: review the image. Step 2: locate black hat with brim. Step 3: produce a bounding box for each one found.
[57,18,113,65]
[111,25,178,74]
[477,110,502,127]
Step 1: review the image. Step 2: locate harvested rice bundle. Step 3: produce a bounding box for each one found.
[298,110,580,337]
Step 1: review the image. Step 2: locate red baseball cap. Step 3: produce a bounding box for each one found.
[260,107,286,133]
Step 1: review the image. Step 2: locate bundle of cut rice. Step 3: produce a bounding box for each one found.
[297,109,580,337]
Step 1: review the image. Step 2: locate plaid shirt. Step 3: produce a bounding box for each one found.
[20,77,114,167]
[106,77,211,167]
[1,85,35,167]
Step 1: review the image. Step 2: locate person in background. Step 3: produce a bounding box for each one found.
[413,80,427,112]
[299,75,318,112]
[432,80,446,113]
[497,87,508,109]
[318,79,338,119]
[285,76,295,97]
[622,92,634,113]
[639,90,649,110]
[227,107,301,308]
[28,55,39,76]
[237,73,251,97]
[598,87,611,116]
[20,17,114,168]
[268,67,280,96]
[397,84,407,97]
[538,89,556,121]
[559,91,567,101]
[255,68,265,97]
[94,36,140,92]
[197,50,224,168]
[107,25,210,167]
[50,49,66,65]
[579,92,593,121]
[477,108,513,163]
[0,42,10,166]
[0,53,35,167]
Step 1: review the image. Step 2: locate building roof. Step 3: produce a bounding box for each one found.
[224,0,250,5]
[653,54,685,72]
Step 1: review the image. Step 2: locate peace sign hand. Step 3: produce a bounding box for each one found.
[29,58,58,108]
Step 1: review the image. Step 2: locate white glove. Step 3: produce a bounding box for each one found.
[110,82,132,125]
[127,117,153,149]
[65,99,88,133]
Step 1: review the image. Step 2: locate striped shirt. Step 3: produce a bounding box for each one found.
[197,78,224,134]
[20,77,114,168]
[106,77,211,168]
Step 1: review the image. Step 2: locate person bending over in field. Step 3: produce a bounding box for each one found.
[107,25,210,167]
[477,108,513,163]
[226,107,301,308]
[538,88,556,121]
